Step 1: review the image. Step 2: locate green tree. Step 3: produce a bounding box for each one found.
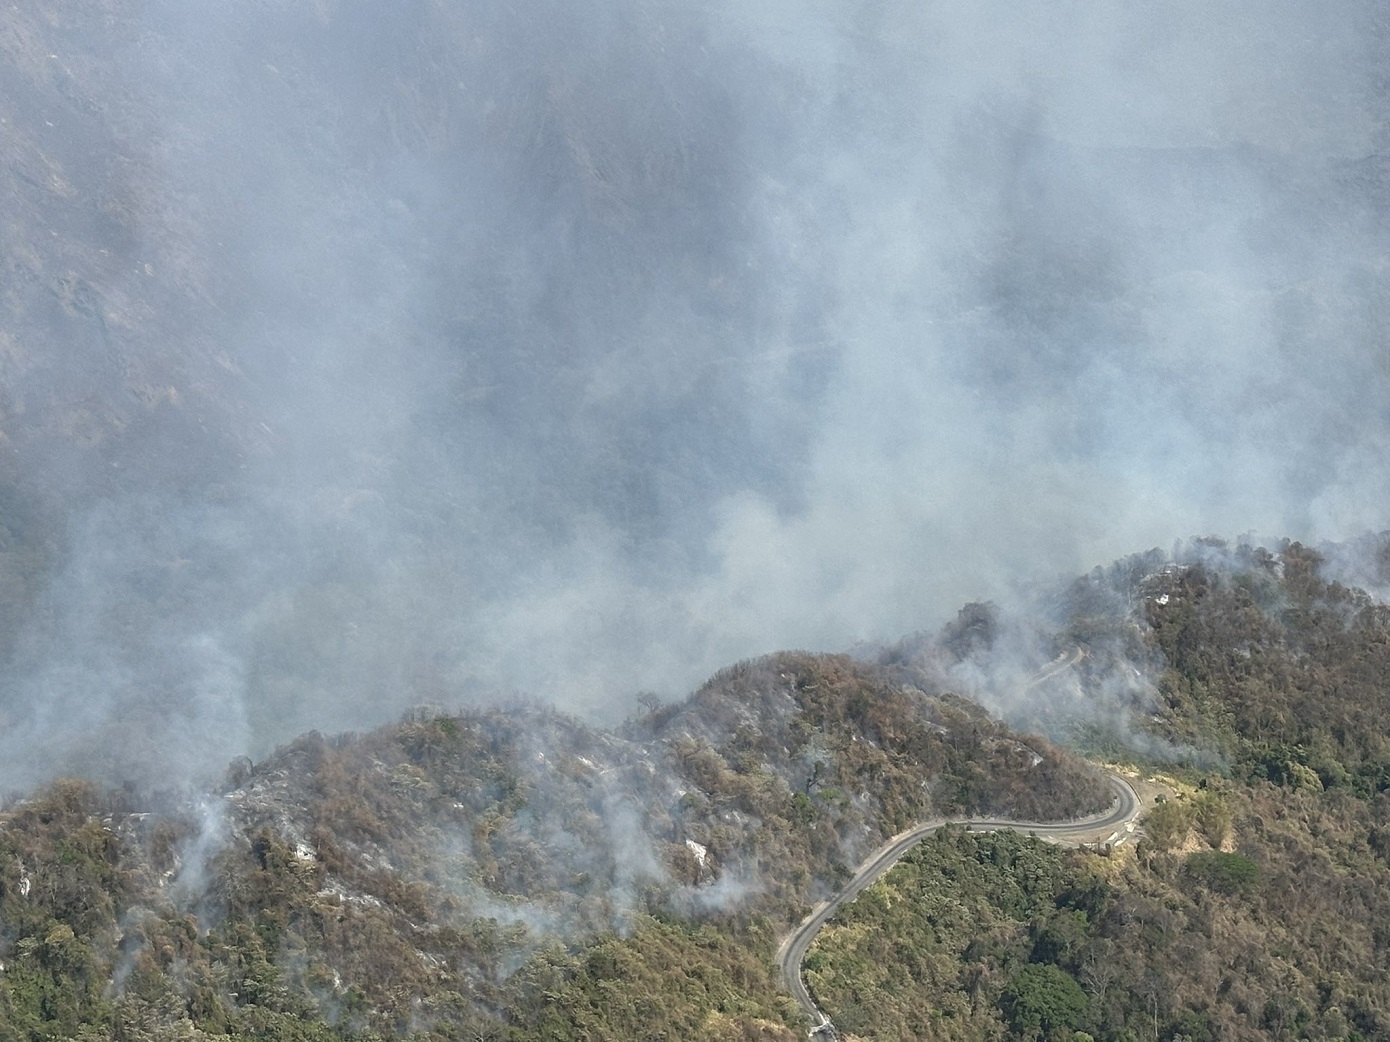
[1000,964,1088,1036]
[1185,851,1260,896]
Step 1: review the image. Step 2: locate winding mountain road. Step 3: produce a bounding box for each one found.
[775,770,1145,1037]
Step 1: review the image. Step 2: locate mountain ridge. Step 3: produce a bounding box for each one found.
[0,645,1111,1040]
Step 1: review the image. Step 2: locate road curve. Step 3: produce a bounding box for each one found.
[775,770,1143,1037]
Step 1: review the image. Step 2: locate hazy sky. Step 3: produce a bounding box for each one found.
[1,0,1388,789]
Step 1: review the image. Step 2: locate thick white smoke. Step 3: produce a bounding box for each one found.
[0,0,1387,788]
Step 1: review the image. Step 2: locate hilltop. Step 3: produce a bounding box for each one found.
[0,648,1108,1040]
[3,536,1390,1039]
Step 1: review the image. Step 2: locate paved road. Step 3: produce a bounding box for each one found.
[775,770,1144,1037]
[1023,647,1087,690]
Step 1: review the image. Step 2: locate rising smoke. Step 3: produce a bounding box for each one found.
[1,1,1388,789]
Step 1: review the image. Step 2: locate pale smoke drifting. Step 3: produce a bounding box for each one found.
[0,1,1388,788]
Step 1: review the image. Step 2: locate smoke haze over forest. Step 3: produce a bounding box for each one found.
[2,0,1389,789]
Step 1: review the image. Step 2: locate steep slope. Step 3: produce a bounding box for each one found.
[810,538,1390,1041]
[0,650,1108,1039]
[809,777,1390,1041]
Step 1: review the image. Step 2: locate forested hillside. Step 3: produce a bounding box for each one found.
[4,538,1390,1040]
[2,0,1389,1038]
[810,782,1390,1041]
[0,652,1107,1040]
[1147,541,1390,796]
[811,538,1390,1041]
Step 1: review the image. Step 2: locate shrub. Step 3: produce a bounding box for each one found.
[1000,964,1088,1035]
[1185,851,1260,895]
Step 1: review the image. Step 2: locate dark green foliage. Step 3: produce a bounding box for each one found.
[1184,850,1260,895]
[803,829,1095,1039]
[809,536,1390,1040]
[1000,964,1087,1035]
[811,787,1390,1041]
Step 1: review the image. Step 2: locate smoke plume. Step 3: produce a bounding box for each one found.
[1,1,1388,788]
